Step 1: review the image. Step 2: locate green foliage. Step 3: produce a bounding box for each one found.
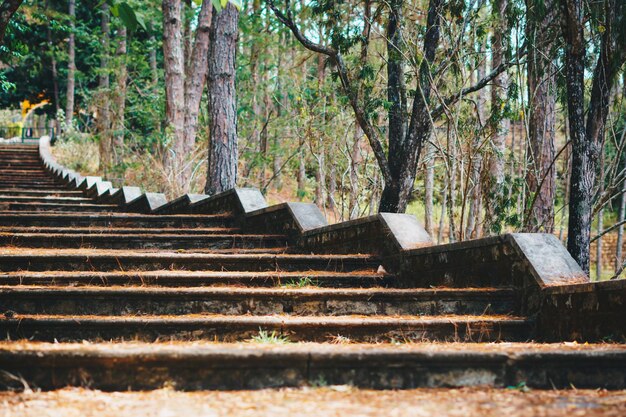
[281,277,318,288]
[249,329,291,344]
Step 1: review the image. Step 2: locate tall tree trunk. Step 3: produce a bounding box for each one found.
[97,3,111,173]
[179,0,212,190]
[524,0,557,232]
[111,26,127,166]
[447,127,458,243]
[205,4,239,195]
[616,176,626,273]
[424,140,435,235]
[379,0,443,213]
[249,0,262,165]
[385,0,407,206]
[349,126,363,218]
[162,0,185,173]
[45,1,60,132]
[438,182,448,244]
[482,0,508,235]
[65,0,76,126]
[297,133,306,200]
[562,0,625,273]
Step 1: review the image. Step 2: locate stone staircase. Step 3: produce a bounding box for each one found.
[0,142,624,391]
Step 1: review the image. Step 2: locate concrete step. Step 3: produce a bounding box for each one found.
[0,183,60,190]
[0,250,378,273]
[0,342,621,390]
[0,313,530,342]
[0,196,93,204]
[0,189,83,197]
[0,202,119,212]
[0,270,391,288]
[0,232,289,249]
[0,213,234,228]
[0,226,241,235]
[0,286,518,316]
[0,170,49,175]
[0,177,58,184]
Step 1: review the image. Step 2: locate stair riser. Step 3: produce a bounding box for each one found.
[0,320,529,343]
[0,203,119,212]
[0,295,517,316]
[0,172,46,175]
[0,228,240,235]
[0,197,92,204]
[0,235,288,249]
[0,184,61,190]
[0,257,376,272]
[0,217,233,228]
[0,190,83,196]
[0,350,621,390]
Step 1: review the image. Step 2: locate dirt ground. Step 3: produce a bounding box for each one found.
[0,387,624,417]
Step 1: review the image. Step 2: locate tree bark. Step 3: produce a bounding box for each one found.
[617,175,626,273]
[524,0,557,232]
[97,3,112,172]
[424,140,435,235]
[111,26,127,166]
[562,0,625,273]
[482,0,509,235]
[45,1,60,132]
[0,0,22,45]
[65,0,76,126]
[162,0,185,172]
[205,4,239,195]
[179,0,212,189]
[379,0,444,212]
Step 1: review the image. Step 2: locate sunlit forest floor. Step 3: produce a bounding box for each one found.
[1,387,625,417]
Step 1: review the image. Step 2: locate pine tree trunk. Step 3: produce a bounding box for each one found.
[482,0,508,235]
[438,182,448,244]
[447,128,457,243]
[205,4,239,195]
[616,178,626,273]
[562,0,624,273]
[349,125,362,219]
[179,0,212,190]
[525,0,557,233]
[97,3,111,172]
[45,1,60,133]
[65,0,76,126]
[111,26,127,166]
[297,134,306,200]
[424,141,435,235]
[378,0,443,213]
[162,0,185,172]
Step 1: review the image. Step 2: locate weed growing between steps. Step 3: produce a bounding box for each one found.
[248,330,291,344]
[280,277,319,288]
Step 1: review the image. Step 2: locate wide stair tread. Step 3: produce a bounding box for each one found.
[0,341,620,390]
